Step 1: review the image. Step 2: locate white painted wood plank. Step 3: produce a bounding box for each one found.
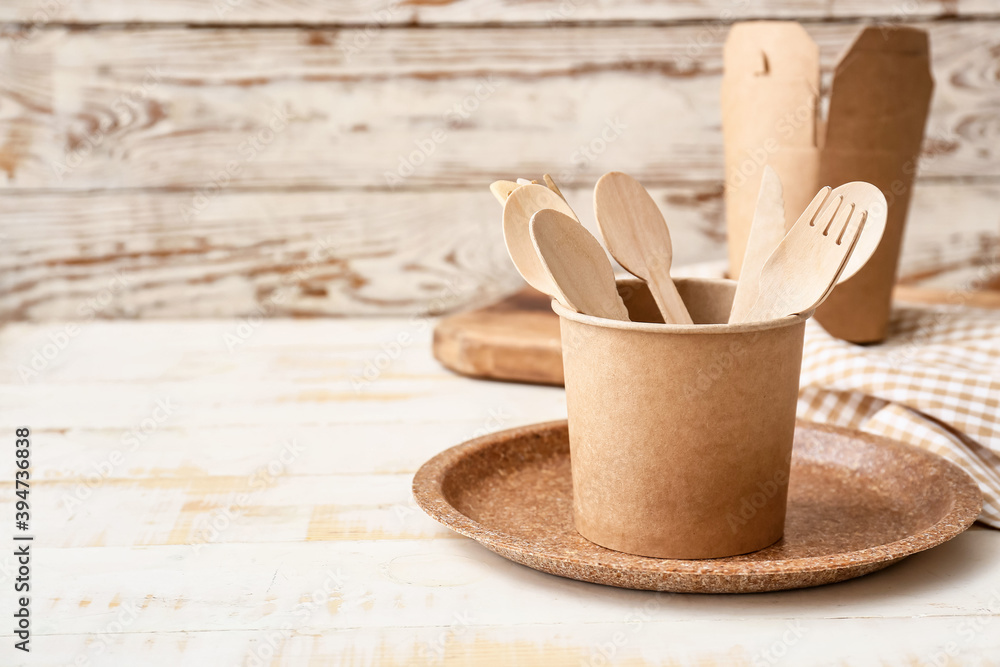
[1,181,997,319]
[0,472,452,547]
[0,377,567,429]
[16,422,529,479]
[0,318,449,383]
[0,298,1000,665]
[1,304,998,665]
[0,0,995,25]
[9,617,1000,667]
[0,531,995,639]
[0,22,996,191]
[0,188,524,319]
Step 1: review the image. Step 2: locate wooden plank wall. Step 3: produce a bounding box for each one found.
[1,2,998,319]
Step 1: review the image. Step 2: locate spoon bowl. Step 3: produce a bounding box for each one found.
[529,209,629,321]
[594,172,693,324]
[502,184,579,296]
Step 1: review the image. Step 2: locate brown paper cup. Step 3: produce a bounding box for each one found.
[555,278,807,559]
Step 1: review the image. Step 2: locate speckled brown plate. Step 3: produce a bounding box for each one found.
[413,420,981,593]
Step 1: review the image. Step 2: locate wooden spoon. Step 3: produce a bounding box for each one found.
[490,175,566,206]
[502,184,579,295]
[737,183,872,323]
[529,209,629,321]
[490,180,521,205]
[593,172,693,324]
[542,174,567,203]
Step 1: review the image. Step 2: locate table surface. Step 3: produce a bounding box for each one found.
[1,317,999,666]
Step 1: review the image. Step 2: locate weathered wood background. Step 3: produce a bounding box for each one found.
[1,1,998,319]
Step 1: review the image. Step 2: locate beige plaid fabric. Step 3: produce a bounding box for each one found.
[798,305,1000,528]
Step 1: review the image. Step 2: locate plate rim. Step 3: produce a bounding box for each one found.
[413,419,983,580]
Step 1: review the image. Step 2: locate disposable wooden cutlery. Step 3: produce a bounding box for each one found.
[735,182,877,323]
[490,174,567,206]
[729,174,887,322]
[728,166,789,323]
[529,209,630,321]
[490,180,521,205]
[826,182,886,285]
[502,184,579,295]
[542,174,567,202]
[594,172,693,324]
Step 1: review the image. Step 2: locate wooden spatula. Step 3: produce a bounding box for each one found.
[529,209,630,321]
[728,166,790,323]
[502,184,579,295]
[736,183,873,323]
[593,172,693,324]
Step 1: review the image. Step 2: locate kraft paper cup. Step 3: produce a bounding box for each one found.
[554,277,807,559]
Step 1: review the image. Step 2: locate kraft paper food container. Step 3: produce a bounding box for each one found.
[814,150,913,342]
[721,22,933,344]
[721,21,821,279]
[553,277,807,560]
[813,28,933,343]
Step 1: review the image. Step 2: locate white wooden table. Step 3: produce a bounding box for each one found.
[1,317,998,666]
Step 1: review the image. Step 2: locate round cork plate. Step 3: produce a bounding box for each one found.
[413,420,982,594]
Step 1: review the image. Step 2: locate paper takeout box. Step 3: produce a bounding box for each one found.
[555,277,806,559]
[722,22,933,343]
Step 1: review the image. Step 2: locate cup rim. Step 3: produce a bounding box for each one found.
[551,276,811,335]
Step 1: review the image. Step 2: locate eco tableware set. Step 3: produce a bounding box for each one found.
[490,168,887,559]
[441,19,934,563]
[495,171,886,327]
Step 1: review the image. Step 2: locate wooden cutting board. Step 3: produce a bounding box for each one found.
[432,288,564,385]
[433,284,1000,386]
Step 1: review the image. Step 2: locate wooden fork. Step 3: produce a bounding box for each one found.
[736,184,870,323]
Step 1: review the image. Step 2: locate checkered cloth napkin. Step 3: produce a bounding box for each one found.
[798,304,1000,528]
